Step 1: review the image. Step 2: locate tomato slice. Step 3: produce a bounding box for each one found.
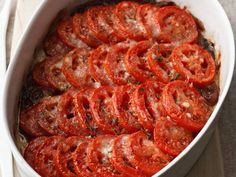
[37,96,67,135]
[62,48,96,88]
[161,80,211,132]
[144,81,167,117]
[137,4,160,39]
[57,90,91,136]
[125,40,156,82]
[45,56,71,92]
[57,18,89,49]
[115,1,147,41]
[104,41,137,85]
[112,85,141,133]
[90,86,124,135]
[72,12,102,47]
[98,6,126,42]
[132,81,165,131]
[44,32,71,57]
[86,136,125,177]
[125,131,171,176]
[87,6,121,44]
[156,6,198,44]
[74,88,103,136]
[171,44,216,85]
[55,136,85,177]
[34,136,64,177]
[88,45,113,85]
[154,116,193,156]
[73,141,96,177]
[32,59,50,88]
[19,103,48,137]
[24,136,48,168]
[147,43,180,83]
[110,135,146,177]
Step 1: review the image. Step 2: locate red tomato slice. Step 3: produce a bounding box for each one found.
[57,90,91,136]
[73,141,96,177]
[32,59,50,88]
[34,136,64,177]
[62,48,97,88]
[24,136,48,168]
[72,12,102,47]
[156,6,198,44]
[45,56,71,92]
[19,103,48,137]
[55,136,85,177]
[88,45,113,85]
[125,40,156,82]
[37,96,67,135]
[74,88,103,136]
[171,44,216,85]
[112,85,141,133]
[154,116,193,156]
[125,131,171,176]
[57,18,89,49]
[137,4,160,39]
[44,32,71,57]
[132,81,165,131]
[115,1,147,41]
[143,81,167,117]
[87,6,121,44]
[86,136,125,177]
[98,6,126,42]
[161,80,211,132]
[104,41,137,85]
[90,86,124,135]
[110,135,147,177]
[147,43,180,83]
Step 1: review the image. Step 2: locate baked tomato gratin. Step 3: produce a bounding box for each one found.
[18,1,220,177]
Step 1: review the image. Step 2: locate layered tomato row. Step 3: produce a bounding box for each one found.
[33,39,217,92]
[43,1,197,56]
[21,80,211,136]
[24,133,172,177]
[19,1,220,177]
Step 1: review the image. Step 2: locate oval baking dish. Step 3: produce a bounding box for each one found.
[1,0,235,177]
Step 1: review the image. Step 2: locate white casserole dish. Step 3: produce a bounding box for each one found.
[1,0,235,177]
